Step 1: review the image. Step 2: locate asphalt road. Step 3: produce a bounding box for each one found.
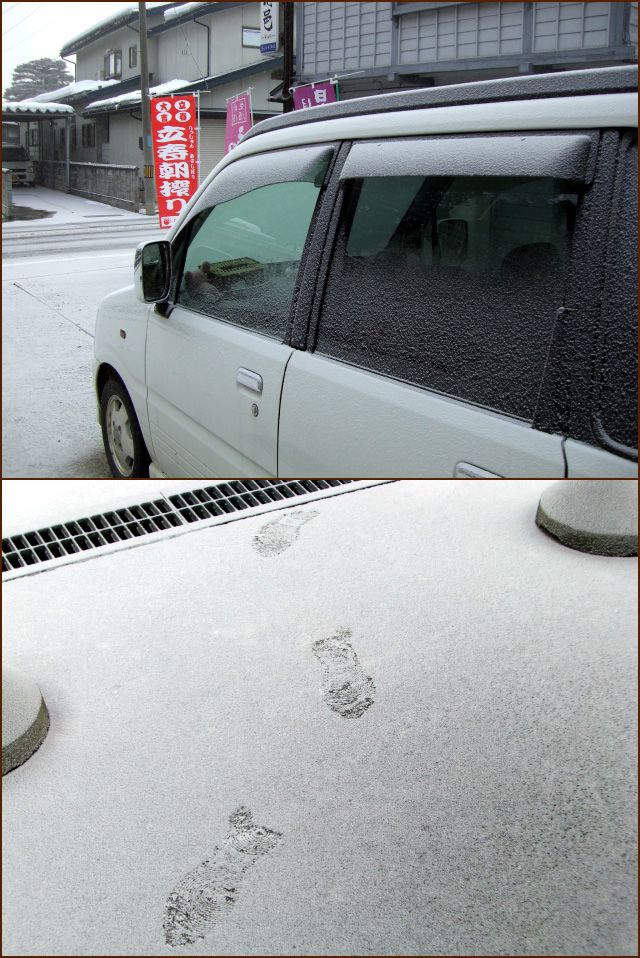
[2,188,162,478]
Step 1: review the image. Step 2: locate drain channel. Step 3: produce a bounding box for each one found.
[2,480,354,573]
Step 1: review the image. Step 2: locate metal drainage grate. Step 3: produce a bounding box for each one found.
[2,479,354,573]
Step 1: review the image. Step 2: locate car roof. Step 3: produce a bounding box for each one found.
[243,64,638,144]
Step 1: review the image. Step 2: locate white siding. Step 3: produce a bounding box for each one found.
[101,112,143,169]
[533,2,611,53]
[157,21,208,85]
[75,25,158,84]
[399,3,523,64]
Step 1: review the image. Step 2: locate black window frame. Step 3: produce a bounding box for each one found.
[298,131,599,425]
[129,44,137,68]
[163,143,340,347]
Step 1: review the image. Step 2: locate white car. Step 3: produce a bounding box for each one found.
[94,65,638,479]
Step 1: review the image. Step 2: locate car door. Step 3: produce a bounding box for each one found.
[279,133,597,477]
[145,144,334,478]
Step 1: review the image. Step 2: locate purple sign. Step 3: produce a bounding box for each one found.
[225,91,253,155]
[293,81,337,111]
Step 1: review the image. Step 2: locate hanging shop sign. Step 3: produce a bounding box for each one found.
[150,94,198,230]
[224,90,253,154]
[260,2,279,54]
[292,81,338,111]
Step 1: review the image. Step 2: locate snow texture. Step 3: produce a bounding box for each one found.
[2,99,74,115]
[3,481,637,956]
[85,79,192,112]
[32,80,119,103]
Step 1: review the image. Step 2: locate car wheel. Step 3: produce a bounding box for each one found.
[100,378,151,478]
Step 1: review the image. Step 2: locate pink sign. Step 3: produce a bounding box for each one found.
[293,81,337,111]
[224,91,253,155]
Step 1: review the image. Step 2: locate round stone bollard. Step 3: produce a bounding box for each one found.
[2,667,50,776]
[536,479,638,556]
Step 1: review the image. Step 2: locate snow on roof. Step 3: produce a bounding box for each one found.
[84,78,191,112]
[2,99,74,115]
[61,2,175,54]
[163,1,210,18]
[32,79,119,103]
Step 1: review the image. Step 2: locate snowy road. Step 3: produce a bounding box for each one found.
[2,188,162,477]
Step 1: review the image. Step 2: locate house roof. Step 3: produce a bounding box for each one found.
[31,79,119,104]
[2,100,74,117]
[83,79,192,115]
[83,58,285,115]
[60,2,184,56]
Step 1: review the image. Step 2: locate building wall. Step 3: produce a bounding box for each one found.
[629,1,638,49]
[398,2,524,64]
[299,0,634,80]
[100,111,143,169]
[157,21,208,84]
[75,25,158,84]
[302,2,393,75]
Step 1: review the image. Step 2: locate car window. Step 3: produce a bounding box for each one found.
[176,174,327,341]
[2,146,27,161]
[316,174,580,422]
[593,134,638,454]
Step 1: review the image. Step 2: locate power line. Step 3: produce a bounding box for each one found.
[2,2,47,35]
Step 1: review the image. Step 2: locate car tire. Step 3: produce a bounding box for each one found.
[100,378,151,478]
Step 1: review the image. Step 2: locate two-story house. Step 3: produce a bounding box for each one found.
[24,2,286,210]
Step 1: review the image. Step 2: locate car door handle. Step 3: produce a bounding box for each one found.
[455,461,501,478]
[237,367,263,394]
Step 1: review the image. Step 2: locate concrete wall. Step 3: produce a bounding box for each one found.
[34,160,140,210]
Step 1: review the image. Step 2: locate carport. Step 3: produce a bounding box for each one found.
[2,100,75,191]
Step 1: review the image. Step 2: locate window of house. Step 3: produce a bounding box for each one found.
[30,128,38,147]
[59,127,66,147]
[104,49,122,79]
[81,123,96,148]
[177,178,326,340]
[316,174,580,422]
[129,45,137,68]
[242,27,261,47]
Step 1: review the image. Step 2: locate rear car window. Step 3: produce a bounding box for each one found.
[315,174,580,421]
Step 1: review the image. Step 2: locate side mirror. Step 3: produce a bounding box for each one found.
[134,240,171,303]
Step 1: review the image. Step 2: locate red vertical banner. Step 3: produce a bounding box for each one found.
[150,95,198,230]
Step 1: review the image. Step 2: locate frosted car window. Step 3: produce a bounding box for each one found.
[177,176,326,339]
[317,175,580,421]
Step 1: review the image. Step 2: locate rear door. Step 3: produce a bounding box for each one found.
[279,133,595,477]
[145,145,333,477]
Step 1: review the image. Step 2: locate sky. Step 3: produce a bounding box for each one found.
[1,1,167,95]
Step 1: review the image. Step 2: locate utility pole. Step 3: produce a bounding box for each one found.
[139,1,155,215]
[281,1,295,113]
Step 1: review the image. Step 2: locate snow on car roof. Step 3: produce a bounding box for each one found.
[3,480,637,955]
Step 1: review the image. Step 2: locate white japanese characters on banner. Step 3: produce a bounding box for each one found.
[150,95,198,230]
[224,91,253,154]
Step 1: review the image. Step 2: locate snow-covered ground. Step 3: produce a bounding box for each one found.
[2,189,162,477]
[3,480,637,956]
[4,185,151,226]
